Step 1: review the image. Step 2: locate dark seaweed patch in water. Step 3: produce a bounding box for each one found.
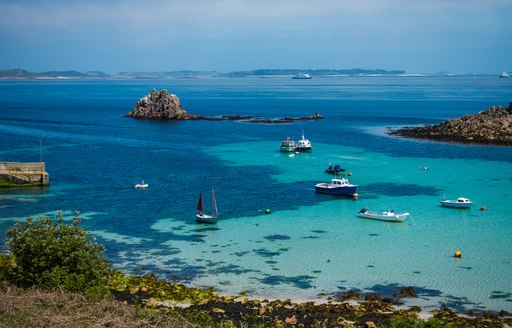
[301,235,319,239]
[413,271,421,274]
[264,234,291,241]
[367,265,375,268]
[311,230,327,234]
[253,248,281,258]
[312,270,322,274]
[148,248,181,256]
[214,264,258,275]
[278,247,290,252]
[363,183,442,197]
[369,233,379,237]
[231,251,250,257]
[148,259,207,282]
[211,250,221,253]
[265,260,278,264]
[442,295,484,312]
[490,291,512,299]
[369,283,442,298]
[459,266,472,270]
[194,226,220,232]
[260,275,315,289]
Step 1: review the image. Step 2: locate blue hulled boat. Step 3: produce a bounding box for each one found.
[315,178,358,195]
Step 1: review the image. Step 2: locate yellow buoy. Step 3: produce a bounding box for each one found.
[265,209,271,214]
[353,193,358,198]
[295,151,299,155]
[454,251,462,258]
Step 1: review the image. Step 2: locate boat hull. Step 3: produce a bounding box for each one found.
[280,146,296,152]
[358,211,409,222]
[315,184,357,195]
[195,213,218,224]
[440,201,472,208]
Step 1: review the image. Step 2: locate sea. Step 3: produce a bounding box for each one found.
[1,76,511,313]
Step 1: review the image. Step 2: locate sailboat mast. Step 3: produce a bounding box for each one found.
[211,188,215,217]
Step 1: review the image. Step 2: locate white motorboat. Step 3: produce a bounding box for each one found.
[292,73,312,79]
[358,208,410,222]
[440,197,473,208]
[296,131,312,151]
[499,72,509,78]
[134,180,149,189]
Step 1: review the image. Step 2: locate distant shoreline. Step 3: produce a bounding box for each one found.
[0,68,503,80]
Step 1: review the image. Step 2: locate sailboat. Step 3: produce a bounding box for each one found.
[195,188,219,224]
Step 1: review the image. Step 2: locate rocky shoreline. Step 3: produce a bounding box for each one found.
[109,273,512,327]
[388,103,512,146]
[125,89,323,124]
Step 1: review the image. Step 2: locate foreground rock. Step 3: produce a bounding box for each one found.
[126,89,323,124]
[389,102,512,146]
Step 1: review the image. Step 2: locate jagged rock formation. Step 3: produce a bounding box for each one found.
[126,89,323,124]
[389,102,512,146]
[125,89,200,120]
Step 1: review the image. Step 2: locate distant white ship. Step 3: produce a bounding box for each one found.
[292,73,312,79]
[499,71,509,78]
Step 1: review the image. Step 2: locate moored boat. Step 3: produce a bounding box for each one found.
[134,179,149,189]
[440,197,473,208]
[315,178,357,195]
[196,188,219,223]
[292,73,312,79]
[358,208,410,222]
[325,164,345,174]
[296,131,312,151]
[280,137,296,152]
[499,71,509,78]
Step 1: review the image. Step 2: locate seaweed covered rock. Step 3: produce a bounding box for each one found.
[389,103,512,145]
[126,89,201,120]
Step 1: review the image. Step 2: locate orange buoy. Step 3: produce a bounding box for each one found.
[480,206,487,211]
[454,251,462,258]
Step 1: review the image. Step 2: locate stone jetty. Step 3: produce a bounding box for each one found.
[0,162,49,187]
[389,102,512,146]
[126,89,323,124]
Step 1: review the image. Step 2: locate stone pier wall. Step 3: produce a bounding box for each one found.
[0,162,50,187]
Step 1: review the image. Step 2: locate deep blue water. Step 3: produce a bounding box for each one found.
[1,76,511,311]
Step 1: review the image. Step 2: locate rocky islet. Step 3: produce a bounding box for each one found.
[389,102,512,146]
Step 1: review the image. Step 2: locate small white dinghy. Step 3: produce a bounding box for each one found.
[134,179,149,189]
[358,208,410,222]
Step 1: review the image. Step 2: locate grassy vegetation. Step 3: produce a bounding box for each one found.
[0,286,193,328]
[1,215,511,327]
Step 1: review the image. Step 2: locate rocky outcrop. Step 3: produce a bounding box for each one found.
[125,89,201,120]
[126,89,323,124]
[389,102,512,146]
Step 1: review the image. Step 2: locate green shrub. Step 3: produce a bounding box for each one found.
[5,212,109,295]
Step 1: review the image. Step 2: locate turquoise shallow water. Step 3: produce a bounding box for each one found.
[148,141,512,312]
[0,76,511,312]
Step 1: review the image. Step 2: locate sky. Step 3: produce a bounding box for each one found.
[0,0,511,74]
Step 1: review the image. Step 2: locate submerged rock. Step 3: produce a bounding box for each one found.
[389,102,512,146]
